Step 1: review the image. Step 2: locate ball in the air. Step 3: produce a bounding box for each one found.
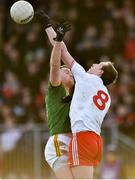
[10,0,34,24]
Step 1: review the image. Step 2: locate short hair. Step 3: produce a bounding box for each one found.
[101,62,118,86]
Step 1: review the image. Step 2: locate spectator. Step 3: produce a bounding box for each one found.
[99,144,126,179]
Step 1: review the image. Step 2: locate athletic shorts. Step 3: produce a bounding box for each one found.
[68,131,103,167]
[45,134,71,171]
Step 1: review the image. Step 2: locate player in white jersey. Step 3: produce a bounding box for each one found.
[61,51,118,179]
[36,11,118,179]
[69,62,111,135]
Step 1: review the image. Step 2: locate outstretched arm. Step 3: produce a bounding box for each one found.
[45,27,56,46]
[49,20,72,86]
[49,41,61,86]
[46,27,75,68]
[36,11,75,68]
[35,10,56,46]
[49,21,86,80]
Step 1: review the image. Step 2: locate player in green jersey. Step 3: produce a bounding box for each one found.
[43,19,74,178]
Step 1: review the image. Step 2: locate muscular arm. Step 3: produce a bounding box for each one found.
[46,27,75,68]
[49,41,62,86]
[46,24,86,84]
[45,27,56,46]
[36,11,75,68]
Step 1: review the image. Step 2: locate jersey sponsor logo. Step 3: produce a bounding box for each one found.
[93,90,109,110]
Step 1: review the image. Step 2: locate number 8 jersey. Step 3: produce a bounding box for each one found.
[70,62,111,135]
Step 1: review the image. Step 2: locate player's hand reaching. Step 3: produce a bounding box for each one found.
[54,20,72,42]
[35,10,52,29]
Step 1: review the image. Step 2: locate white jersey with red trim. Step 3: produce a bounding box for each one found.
[70,62,111,135]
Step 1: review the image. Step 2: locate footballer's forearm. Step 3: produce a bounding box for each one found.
[45,27,75,68]
[45,27,65,47]
[61,44,75,69]
[50,42,61,67]
[49,42,62,86]
[45,27,56,46]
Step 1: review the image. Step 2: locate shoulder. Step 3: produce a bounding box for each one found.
[46,82,66,102]
[47,82,65,93]
[48,82,63,88]
[71,62,86,75]
[87,74,103,84]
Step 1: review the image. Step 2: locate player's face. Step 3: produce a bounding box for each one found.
[88,62,109,76]
[60,67,74,87]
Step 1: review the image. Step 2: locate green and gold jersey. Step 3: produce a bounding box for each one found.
[45,83,71,136]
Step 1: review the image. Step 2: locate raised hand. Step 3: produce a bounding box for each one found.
[54,20,72,41]
[35,10,52,28]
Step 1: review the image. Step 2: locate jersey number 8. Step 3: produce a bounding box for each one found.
[93,90,109,110]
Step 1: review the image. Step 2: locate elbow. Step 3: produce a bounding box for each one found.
[50,63,60,69]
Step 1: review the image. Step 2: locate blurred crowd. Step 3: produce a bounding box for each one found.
[0,0,135,139]
[0,0,135,178]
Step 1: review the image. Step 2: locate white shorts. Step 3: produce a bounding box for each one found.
[44,134,71,171]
